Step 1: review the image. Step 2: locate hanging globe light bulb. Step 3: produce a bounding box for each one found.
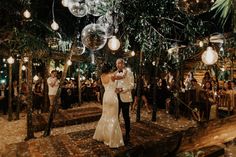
[51,20,59,31]
[22,65,26,71]
[201,46,218,65]
[199,41,204,47]
[131,51,135,56]
[23,56,29,62]
[7,56,15,64]
[23,9,31,19]
[67,59,72,66]
[108,36,120,51]
[33,75,39,82]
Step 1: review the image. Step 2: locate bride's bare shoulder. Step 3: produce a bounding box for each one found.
[101,73,111,84]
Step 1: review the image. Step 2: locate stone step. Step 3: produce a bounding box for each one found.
[32,107,102,132]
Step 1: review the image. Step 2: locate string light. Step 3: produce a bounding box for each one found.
[201,46,218,65]
[131,51,135,56]
[108,36,120,51]
[22,65,26,71]
[51,0,59,31]
[67,59,72,66]
[23,9,31,18]
[23,57,29,62]
[199,41,204,47]
[33,75,39,81]
[7,56,15,64]
[51,20,59,31]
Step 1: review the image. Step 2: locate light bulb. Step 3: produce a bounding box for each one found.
[23,9,31,18]
[108,36,120,51]
[22,65,26,71]
[201,46,218,65]
[23,57,29,62]
[33,75,39,81]
[199,41,204,47]
[7,56,15,64]
[51,20,59,31]
[67,59,72,66]
[131,51,135,56]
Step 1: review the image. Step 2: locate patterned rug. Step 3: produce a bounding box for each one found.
[3,121,182,157]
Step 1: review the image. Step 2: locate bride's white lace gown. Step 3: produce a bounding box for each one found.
[93,75,124,148]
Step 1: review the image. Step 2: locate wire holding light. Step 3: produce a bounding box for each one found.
[51,0,59,31]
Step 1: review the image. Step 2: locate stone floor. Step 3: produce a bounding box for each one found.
[0,101,236,156]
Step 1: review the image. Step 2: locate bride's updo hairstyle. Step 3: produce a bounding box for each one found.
[101,63,112,74]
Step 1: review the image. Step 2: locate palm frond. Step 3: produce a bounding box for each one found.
[211,0,233,27]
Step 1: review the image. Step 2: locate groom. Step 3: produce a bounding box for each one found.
[115,58,134,144]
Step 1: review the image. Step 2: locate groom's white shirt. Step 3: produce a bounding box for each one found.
[116,68,134,103]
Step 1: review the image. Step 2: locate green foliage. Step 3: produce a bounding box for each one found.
[211,0,233,27]
[120,0,213,70]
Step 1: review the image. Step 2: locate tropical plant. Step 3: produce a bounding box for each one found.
[211,0,233,27]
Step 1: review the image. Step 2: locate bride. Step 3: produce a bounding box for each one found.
[93,63,124,148]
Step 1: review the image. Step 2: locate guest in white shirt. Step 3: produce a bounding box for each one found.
[47,70,59,111]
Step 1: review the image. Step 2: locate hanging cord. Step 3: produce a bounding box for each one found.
[52,0,55,20]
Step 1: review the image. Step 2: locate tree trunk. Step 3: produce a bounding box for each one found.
[233,0,236,33]
[43,59,50,113]
[16,59,23,120]
[8,64,13,121]
[43,53,73,136]
[136,51,143,122]
[25,53,35,140]
[77,62,81,105]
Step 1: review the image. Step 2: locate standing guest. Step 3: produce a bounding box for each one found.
[12,80,19,119]
[20,81,29,111]
[131,75,151,113]
[47,70,59,111]
[152,79,172,121]
[201,72,212,88]
[165,71,174,87]
[115,58,134,145]
[184,71,195,90]
[0,83,7,115]
[33,79,44,113]
[200,81,214,120]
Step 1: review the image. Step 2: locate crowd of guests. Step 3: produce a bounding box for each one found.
[131,71,236,121]
[0,70,102,118]
[0,69,235,122]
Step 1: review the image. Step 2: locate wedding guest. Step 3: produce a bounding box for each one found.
[47,70,59,111]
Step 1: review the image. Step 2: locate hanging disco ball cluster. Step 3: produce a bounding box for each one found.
[61,0,124,51]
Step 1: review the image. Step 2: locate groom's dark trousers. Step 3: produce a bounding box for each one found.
[118,94,130,139]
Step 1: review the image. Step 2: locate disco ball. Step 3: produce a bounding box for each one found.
[85,0,102,16]
[71,41,86,55]
[175,0,214,16]
[68,1,88,17]
[96,16,114,38]
[81,24,107,51]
